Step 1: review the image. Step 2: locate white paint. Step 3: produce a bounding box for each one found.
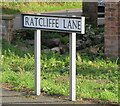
[69,32,76,101]
[81,17,85,34]
[23,14,85,33]
[34,30,41,95]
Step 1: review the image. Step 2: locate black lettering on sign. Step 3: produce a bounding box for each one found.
[63,19,66,29]
[34,17,38,26]
[38,18,43,26]
[78,21,81,30]
[23,15,83,32]
[42,18,46,27]
[67,20,72,29]
[72,20,77,29]
[56,19,59,28]
[25,17,29,25]
[46,18,49,27]
[30,18,34,26]
[49,19,52,27]
[63,19,81,30]
[52,19,55,27]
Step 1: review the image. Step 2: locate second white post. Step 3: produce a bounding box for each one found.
[34,30,41,95]
[69,32,76,101]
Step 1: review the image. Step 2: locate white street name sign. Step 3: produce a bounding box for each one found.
[22,13,85,101]
[22,14,85,34]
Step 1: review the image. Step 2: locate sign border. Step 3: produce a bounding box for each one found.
[22,14,85,34]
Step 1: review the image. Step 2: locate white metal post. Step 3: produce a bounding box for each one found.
[81,17,85,34]
[69,32,76,101]
[34,30,41,95]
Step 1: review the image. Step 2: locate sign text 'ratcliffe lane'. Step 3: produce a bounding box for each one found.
[22,14,85,34]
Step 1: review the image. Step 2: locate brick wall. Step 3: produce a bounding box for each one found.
[1,15,15,43]
[104,1,120,57]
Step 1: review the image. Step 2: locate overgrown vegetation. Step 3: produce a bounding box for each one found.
[1,1,119,103]
[1,40,119,103]
[11,25,104,53]
[1,2,82,14]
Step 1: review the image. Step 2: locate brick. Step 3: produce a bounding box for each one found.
[105,3,110,7]
[108,8,116,12]
[105,12,111,16]
[111,3,118,8]
[107,17,116,21]
[105,2,120,57]
[111,11,118,17]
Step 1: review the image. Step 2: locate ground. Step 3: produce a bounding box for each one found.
[1,83,119,105]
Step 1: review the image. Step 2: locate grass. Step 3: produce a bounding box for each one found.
[1,2,82,14]
[1,41,119,103]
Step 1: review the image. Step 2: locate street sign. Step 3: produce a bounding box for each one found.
[22,14,85,34]
[22,14,85,101]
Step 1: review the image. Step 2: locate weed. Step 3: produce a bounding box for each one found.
[1,41,119,103]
